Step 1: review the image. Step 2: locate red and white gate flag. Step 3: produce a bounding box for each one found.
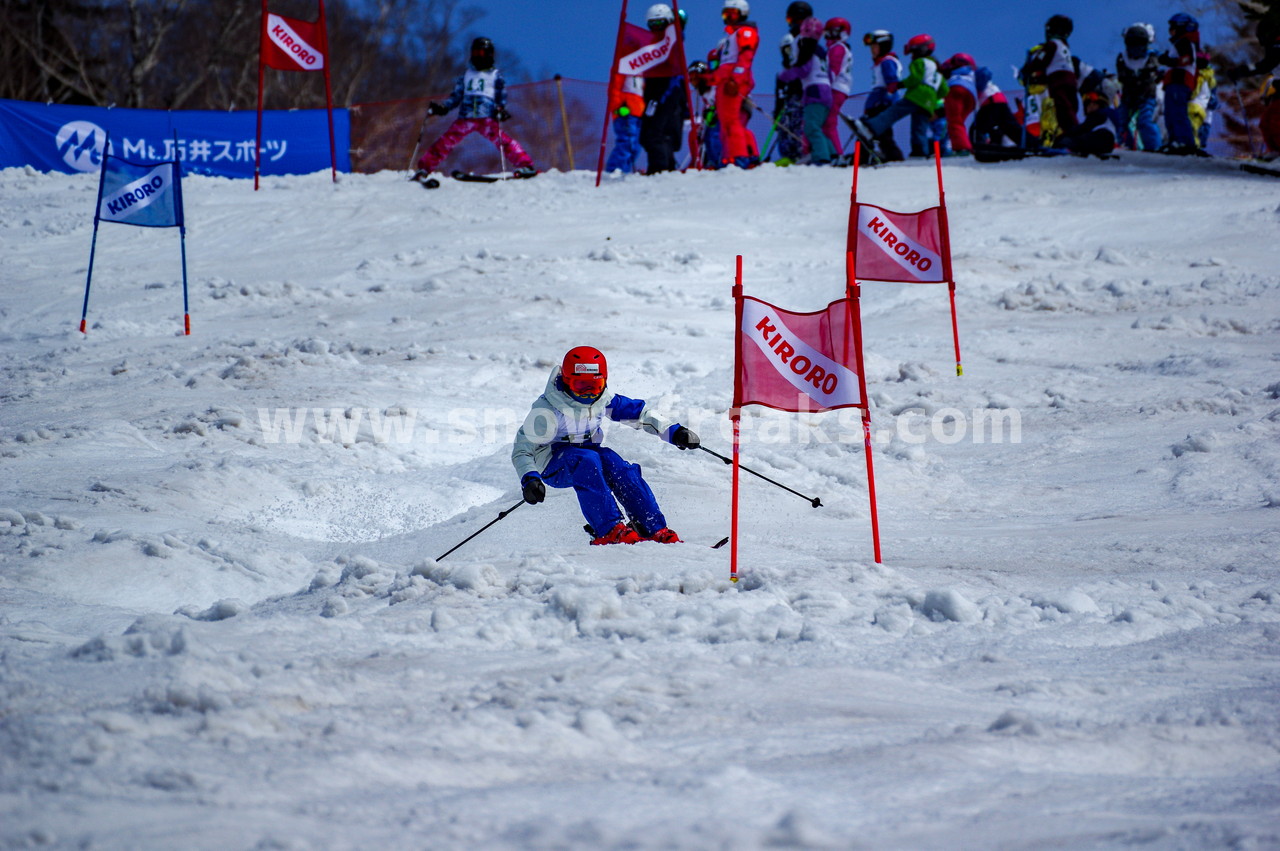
[735,295,863,413]
[262,11,326,72]
[850,202,947,284]
[616,21,684,77]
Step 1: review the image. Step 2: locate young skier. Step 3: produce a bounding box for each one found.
[822,17,854,159]
[412,37,536,181]
[605,61,645,173]
[1189,50,1218,150]
[851,33,948,158]
[939,53,978,155]
[639,4,688,173]
[777,16,835,164]
[860,29,905,162]
[1116,22,1163,151]
[776,2,815,164]
[714,0,760,168]
[1158,13,1201,153]
[513,346,699,546]
[971,66,1030,148]
[1062,90,1119,157]
[1025,15,1080,137]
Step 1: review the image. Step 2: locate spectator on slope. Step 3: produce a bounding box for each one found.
[639,4,688,173]
[1023,14,1080,137]
[859,29,905,163]
[689,60,723,168]
[778,16,837,164]
[971,65,1030,148]
[513,347,699,546]
[1116,22,1163,151]
[1158,12,1201,153]
[1189,50,1219,150]
[413,37,536,181]
[851,33,949,159]
[1061,90,1119,157]
[776,3,816,165]
[822,17,854,160]
[606,59,645,174]
[939,53,978,156]
[713,0,761,168]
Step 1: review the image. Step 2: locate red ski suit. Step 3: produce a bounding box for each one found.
[713,21,759,162]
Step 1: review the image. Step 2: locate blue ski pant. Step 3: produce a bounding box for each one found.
[542,443,666,536]
[1164,83,1195,147]
[606,116,642,173]
[1120,97,1161,151]
[865,98,935,157]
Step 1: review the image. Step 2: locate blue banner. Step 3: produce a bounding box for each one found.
[98,154,183,228]
[0,99,349,179]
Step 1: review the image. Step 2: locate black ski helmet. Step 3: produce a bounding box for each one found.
[786,1,813,35]
[1045,14,1073,39]
[470,37,495,71]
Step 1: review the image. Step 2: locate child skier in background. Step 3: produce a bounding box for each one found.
[860,29,904,162]
[822,18,854,160]
[605,62,645,173]
[777,16,836,164]
[513,347,699,546]
[714,0,760,168]
[1116,23,1163,151]
[852,33,948,158]
[413,37,536,181]
[1062,90,1119,157]
[1026,15,1079,137]
[689,61,722,168]
[1189,51,1218,150]
[939,53,978,155]
[1159,13,1201,153]
[971,65,1028,147]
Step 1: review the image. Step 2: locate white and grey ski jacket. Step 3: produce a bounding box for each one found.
[511,367,679,481]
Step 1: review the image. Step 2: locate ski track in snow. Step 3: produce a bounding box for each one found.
[1,154,1279,849]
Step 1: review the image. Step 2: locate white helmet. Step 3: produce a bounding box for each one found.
[723,0,750,16]
[646,4,674,26]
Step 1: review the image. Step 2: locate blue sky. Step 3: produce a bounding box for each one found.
[462,1,1226,90]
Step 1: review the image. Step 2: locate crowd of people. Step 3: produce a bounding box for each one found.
[408,3,1280,181]
[604,1,1280,173]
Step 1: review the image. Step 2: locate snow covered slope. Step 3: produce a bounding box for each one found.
[2,155,1279,849]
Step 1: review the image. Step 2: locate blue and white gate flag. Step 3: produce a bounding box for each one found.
[97,154,183,228]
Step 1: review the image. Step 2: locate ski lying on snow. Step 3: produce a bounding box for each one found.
[1241,161,1280,178]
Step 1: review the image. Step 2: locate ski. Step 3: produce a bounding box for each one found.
[409,171,440,189]
[1241,161,1280,178]
[451,169,538,183]
[582,523,727,548]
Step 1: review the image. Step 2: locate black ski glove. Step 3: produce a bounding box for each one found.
[671,426,699,450]
[427,102,447,116]
[521,474,545,504]
[496,107,512,122]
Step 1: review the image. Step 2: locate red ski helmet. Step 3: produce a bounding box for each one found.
[561,346,607,400]
[824,17,851,41]
[940,53,977,74]
[905,33,935,57]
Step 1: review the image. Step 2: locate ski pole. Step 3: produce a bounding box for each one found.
[407,109,433,173]
[698,446,822,508]
[436,499,524,561]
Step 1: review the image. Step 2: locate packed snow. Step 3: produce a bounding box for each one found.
[2,154,1279,850]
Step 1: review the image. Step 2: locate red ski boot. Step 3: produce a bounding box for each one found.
[590,523,642,545]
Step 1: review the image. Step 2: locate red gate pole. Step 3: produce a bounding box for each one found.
[596,0,631,186]
[730,254,745,581]
[934,140,962,376]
